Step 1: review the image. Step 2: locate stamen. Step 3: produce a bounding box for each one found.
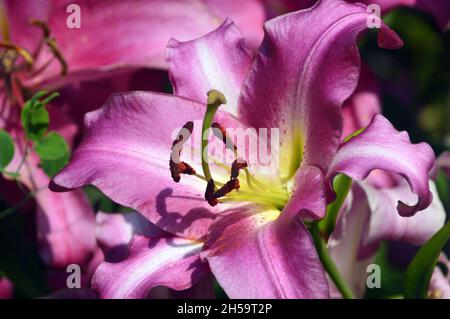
[30,19,50,38]
[214,179,240,198]
[45,38,68,75]
[169,121,195,183]
[169,161,196,183]
[231,159,247,180]
[30,19,68,75]
[211,122,236,152]
[205,179,219,206]
[0,42,33,69]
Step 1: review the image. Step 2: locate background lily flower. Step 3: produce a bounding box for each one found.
[328,179,446,297]
[50,0,438,299]
[0,0,264,296]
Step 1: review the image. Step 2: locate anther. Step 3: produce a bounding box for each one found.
[205,179,219,206]
[169,121,195,183]
[214,179,240,198]
[172,121,193,148]
[170,161,196,183]
[231,159,248,180]
[212,122,236,151]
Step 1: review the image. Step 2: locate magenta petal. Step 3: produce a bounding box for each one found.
[203,0,265,48]
[203,206,329,298]
[92,235,206,299]
[326,115,435,217]
[239,0,403,174]
[283,165,327,220]
[4,0,233,83]
[167,20,253,115]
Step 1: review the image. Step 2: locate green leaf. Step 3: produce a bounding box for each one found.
[34,132,69,160]
[0,129,14,171]
[34,132,70,177]
[20,91,59,142]
[39,154,70,178]
[435,169,449,206]
[404,220,450,299]
[21,100,49,141]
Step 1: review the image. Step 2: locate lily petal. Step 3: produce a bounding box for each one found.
[361,180,445,246]
[92,235,206,299]
[328,185,374,298]
[51,92,243,240]
[204,165,330,299]
[167,20,253,116]
[203,0,265,48]
[239,0,403,178]
[203,205,329,298]
[283,165,327,220]
[6,0,266,86]
[4,0,235,83]
[329,180,446,297]
[326,114,435,217]
[96,211,166,261]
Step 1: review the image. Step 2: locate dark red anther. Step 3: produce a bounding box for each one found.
[172,121,194,148]
[170,121,195,183]
[170,161,196,183]
[231,159,248,180]
[213,179,240,198]
[211,122,236,151]
[205,179,219,206]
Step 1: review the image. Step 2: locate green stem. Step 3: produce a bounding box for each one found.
[310,221,355,299]
[319,174,352,235]
[201,90,226,183]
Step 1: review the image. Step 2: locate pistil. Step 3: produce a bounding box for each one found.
[201,90,227,183]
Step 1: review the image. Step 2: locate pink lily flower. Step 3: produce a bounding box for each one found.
[51,0,434,299]
[328,180,445,297]
[0,0,264,280]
